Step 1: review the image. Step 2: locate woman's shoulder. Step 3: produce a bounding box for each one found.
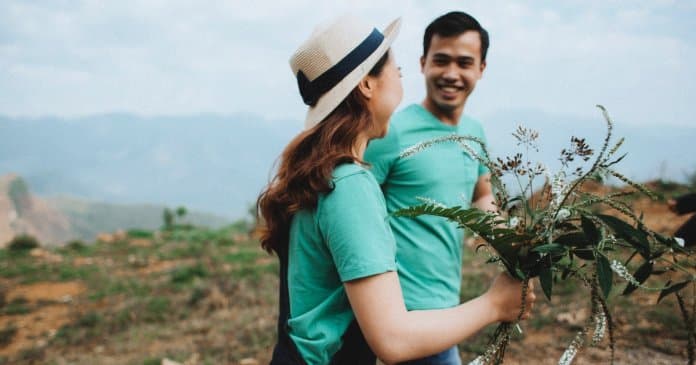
[331,163,373,184]
[325,163,382,199]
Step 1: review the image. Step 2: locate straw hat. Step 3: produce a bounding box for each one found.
[290,15,401,129]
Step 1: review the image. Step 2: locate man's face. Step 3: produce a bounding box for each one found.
[420,31,486,115]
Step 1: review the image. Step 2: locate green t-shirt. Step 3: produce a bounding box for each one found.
[287,163,397,365]
[364,104,489,310]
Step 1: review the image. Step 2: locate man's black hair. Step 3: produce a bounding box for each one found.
[423,11,489,61]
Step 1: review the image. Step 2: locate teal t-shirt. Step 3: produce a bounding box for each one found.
[364,104,489,310]
[287,163,397,365]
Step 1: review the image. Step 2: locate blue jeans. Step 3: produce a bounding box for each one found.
[398,346,461,365]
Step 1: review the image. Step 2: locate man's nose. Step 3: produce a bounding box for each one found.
[442,63,459,81]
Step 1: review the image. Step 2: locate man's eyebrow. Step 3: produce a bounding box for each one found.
[432,53,475,62]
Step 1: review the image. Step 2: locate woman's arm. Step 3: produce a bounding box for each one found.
[344,271,534,364]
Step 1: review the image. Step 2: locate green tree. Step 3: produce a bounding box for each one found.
[162,208,174,230]
[175,206,187,219]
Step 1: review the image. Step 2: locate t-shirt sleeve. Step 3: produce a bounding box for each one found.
[317,172,396,282]
[364,126,400,185]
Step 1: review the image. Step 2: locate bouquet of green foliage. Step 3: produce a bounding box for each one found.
[395,106,695,365]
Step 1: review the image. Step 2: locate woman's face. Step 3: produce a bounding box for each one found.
[366,51,403,138]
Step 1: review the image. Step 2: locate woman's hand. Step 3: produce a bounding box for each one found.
[483,273,536,323]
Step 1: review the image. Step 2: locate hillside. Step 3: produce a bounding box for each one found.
[0,174,72,246]
[0,180,693,364]
[0,174,231,246]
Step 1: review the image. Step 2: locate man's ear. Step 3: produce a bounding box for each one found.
[420,56,426,73]
[479,60,487,78]
[357,76,374,99]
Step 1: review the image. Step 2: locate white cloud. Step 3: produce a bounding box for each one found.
[1,0,695,127]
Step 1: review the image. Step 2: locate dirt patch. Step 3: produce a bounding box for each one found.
[138,259,195,276]
[108,258,195,277]
[0,304,71,356]
[7,281,86,303]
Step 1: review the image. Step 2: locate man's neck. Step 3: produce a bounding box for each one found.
[421,99,464,126]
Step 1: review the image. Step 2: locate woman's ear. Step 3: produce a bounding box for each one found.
[357,76,374,99]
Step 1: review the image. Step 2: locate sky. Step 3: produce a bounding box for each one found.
[2,0,696,128]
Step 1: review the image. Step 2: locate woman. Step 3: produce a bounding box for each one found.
[257,15,535,365]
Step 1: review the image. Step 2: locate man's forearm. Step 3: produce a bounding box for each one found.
[473,193,497,213]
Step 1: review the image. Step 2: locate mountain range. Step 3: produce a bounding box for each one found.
[1,108,694,222]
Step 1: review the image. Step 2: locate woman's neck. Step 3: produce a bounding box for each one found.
[353,134,369,160]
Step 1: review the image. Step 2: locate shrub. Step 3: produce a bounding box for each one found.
[144,297,171,322]
[127,229,154,239]
[143,358,162,365]
[0,325,17,347]
[3,297,31,315]
[7,235,39,252]
[65,240,87,252]
[170,264,208,284]
[76,311,102,328]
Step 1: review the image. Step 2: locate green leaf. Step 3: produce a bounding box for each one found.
[531,243,567,255]
[581,215,600,244]
[539,265,553,301]
[622,260,653,296]
[605,153,627,168]
[556,232,591,248]
[596,214,650,256]
[513,267,526,280]
[561,266,573,280]
[573,248,595,260]
[657,280,690,303]
[596,255,613,299]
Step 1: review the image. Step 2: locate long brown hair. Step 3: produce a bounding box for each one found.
[257,52,390,254]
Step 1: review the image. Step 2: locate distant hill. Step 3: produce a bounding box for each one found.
[45,195,231,243]
[0,173,230,246]
[0,174,72,246]
[480,108,696,183]
[0,113,301,218]
[0,109,693,221]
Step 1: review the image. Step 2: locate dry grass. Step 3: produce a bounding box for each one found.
[0,182,693,364]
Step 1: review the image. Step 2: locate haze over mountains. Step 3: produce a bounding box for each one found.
[1,108,694,222]
[1,113,300,219]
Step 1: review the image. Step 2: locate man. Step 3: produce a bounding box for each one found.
[364,11,495,364]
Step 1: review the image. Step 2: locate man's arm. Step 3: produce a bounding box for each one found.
[472,173,496,213]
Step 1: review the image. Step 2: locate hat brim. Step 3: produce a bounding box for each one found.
[303,17,402,129]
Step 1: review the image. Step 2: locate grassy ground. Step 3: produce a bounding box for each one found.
[0,182,694,364]
[0,225,278,364]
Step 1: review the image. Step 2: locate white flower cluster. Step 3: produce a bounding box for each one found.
[468,356,485,365]
[591,311,607,345]
[558,342,579,365]
[457,141,482,162]
[415,196,446,209]
[609,260,641,287]
[507,216,520,228]
[550,170,568,208]
[555,208,571,222]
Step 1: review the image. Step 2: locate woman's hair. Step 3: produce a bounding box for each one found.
[257,51,390,254]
